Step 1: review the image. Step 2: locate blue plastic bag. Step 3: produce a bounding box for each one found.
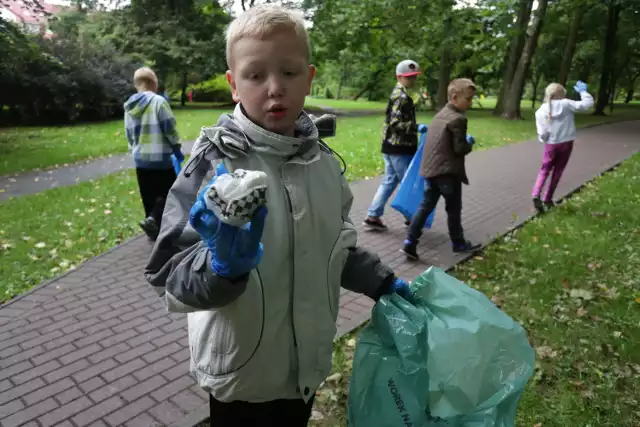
[348,267,535,427]
[391,129,435,228]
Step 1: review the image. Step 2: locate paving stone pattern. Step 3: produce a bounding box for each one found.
[0,121,638,426]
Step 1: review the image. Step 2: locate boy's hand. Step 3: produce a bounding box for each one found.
[417,124,428,133]
[189,167,268,279]
[466,134,476,145]
[574,80,588,94]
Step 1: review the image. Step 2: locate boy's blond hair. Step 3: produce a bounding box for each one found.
[133,67,158,92]
[447,78,476,101]
[225,5,310,67]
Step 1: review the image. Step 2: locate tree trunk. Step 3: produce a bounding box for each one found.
[531,75,540,109]
[502,0,549,120]
[352,73,382,100]
[436,17,453,110]
[494,0,534,115]
[594,2,622,115]
[336,63,347,99]
[625,87,635,103]
[558,6,585,86]
[180,71,188,107]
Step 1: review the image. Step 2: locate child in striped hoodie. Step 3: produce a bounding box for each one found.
[532,80,594,212]
[124,67,184,240]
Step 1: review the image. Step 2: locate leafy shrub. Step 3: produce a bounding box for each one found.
[187,74,233,103]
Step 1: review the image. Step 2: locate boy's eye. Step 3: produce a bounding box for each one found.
[283,70,298,77]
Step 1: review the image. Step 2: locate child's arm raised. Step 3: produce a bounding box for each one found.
[565,91,594,113]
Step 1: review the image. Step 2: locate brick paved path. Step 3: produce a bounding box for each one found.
[1,121,638,427]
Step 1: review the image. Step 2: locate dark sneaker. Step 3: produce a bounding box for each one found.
[452,241,481,254]
[543,200,555,210]
[363,217,388,231]
[532,197,544,214]
[139,217,159,241]
[400,240,419,261]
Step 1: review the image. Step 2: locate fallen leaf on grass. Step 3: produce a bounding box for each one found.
[325,373,342,383]
[570,289,594,301]
[34,242,46,249]
[576,307,587,317]
[536,346,558,359]
[490,295,504,309]
[613,331,622,338]
[347,338,356,348]
[310,410,325,421]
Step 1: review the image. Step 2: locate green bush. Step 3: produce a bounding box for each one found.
[188,75,233,103]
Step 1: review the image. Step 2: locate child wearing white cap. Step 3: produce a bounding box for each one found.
[364,59,424,231]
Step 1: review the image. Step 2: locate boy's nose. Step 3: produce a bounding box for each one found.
[267,76,285,98]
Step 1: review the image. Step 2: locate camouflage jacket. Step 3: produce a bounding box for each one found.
[381,83,418,156]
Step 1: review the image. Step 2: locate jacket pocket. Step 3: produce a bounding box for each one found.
[190,269,265,377]
[326,224,357,318]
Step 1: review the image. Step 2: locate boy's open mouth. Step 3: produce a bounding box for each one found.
[267,106,287,118]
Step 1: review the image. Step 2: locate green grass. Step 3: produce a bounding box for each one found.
[304,97,387,111]
[310,153,640,426]
[0,170,142,302]
[2,101,639,176]
[330,103,640,182]
[0,109,228,176]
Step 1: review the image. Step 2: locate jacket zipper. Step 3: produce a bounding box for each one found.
[283,176,298,349]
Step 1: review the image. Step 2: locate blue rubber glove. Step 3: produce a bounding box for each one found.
[574,80,588,94]
[417,124,428,133]
[171,154,182,175]
[466,134,476,145]
[392,278,413,301]
[189,164,268,279]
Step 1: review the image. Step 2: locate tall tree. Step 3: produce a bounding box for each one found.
[494,0,534,115]
[558,3,586,86]
[502,0,549,120]
[594,0,622,115]
[436,15,453,110]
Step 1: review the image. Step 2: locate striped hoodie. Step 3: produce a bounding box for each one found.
[124,91,181,169]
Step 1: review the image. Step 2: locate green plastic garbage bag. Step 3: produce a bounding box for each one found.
[347,267,535,427]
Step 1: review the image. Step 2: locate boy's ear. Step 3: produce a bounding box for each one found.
[306,65,316,96]
[226,70,241,103]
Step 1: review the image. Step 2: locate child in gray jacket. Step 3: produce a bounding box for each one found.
[144,5,410,426]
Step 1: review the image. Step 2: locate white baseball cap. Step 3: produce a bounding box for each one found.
[396,59,422,77]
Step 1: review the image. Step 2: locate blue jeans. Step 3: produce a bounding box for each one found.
[367,154,413,218]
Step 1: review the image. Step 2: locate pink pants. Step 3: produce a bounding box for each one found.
[532,141,574,202]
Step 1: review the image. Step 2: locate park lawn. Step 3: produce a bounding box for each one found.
[0,170,143,302]
[2,103,639,176]
[309,153,640,426]
[304,97,387,111]
[0,109,229,176]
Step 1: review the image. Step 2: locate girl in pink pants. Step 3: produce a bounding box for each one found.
[532,81,594,212]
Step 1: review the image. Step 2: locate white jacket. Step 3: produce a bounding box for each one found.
[535,92,594,144]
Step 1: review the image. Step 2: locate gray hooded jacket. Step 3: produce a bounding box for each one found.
[145,104,396,403]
